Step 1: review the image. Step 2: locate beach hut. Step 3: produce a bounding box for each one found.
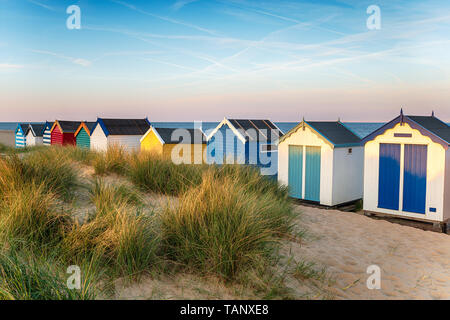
[50,120,81,146]
[15,123,28,148]
[277,120,363,206]
[42,121,53,146]
[25,123,45,146]
[362,111,450,229]
[90,118,151,152]
[206,118,283,176]
[74,121,96,149]
[140,127,206,163]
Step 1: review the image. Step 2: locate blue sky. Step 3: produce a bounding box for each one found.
[0,0,449,121]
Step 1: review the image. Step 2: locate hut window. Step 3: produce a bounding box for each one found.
[261,144,278,152]
[348,148,352,154]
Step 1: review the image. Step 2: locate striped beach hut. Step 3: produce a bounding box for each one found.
[90,118,151,152]
[141,127,206,164]
[362,110,450,230]
[25,123,45,146]
[42,121,53,146]
[15,123,28,148]
[206,118,283,176]
[278,120,363,206]
[74,122,96,149]
[50,120,81,146]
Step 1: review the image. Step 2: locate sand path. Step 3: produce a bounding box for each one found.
[286,205,450,299]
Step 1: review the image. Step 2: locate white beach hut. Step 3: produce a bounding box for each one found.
[25,123,45,146]
[278,120,363,206]
[362,111,450,230]
[90,118,151,152]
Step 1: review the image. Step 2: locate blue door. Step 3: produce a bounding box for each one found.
[288,146,303,199]
[304,146,321,202]
[402,144,427,214]
[378,143,401,210]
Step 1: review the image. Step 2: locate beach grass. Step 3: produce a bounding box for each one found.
[0,145,297,299]
[160,170,294,280]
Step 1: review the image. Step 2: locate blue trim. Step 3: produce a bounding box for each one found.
[92,118,110,137]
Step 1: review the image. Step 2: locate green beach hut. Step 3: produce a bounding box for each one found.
[74,121,96,149]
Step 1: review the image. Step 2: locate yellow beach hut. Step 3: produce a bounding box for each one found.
[140,127,206,164]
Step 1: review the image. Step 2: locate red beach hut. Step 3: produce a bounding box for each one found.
[50,120,82,146]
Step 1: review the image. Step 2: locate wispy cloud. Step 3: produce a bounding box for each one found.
[27,0,56,11]
[31,50,92,67]
[172,0,200,10]
[0,63,24,69]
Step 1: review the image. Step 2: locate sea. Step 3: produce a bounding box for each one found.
[3,121,449,139]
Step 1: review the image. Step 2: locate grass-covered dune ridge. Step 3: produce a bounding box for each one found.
[0,144,297,299]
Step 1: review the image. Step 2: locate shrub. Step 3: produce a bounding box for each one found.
[161,170,294,280]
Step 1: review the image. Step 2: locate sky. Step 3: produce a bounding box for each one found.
[0,0,450,122]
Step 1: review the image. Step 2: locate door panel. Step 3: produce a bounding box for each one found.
[288,146,303,199]
[304,146,321,202]
[378,143,401,210]
[402,144,427,214]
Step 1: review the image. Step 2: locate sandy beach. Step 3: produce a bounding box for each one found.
[114,203,449,300]
[285,205,450,299]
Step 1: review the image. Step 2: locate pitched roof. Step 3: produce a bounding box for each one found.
[153,128,206,144]
[362,112,450,148]
[207,118,283,143]
[307,122,362,146]
[85,122,96,133]
[27,123,46,137]
[407,115,450,144]
[279,120,361,147]
[17,123,28,134]
[228,119,283,142]
[56,121,82,133]
[74,121,97,137]
[96,118,150,136]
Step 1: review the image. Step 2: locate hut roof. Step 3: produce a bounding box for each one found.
[407,115,450,144]
[74,121,97,137]
[279,120,361,147]
[151,128,206,144]
[207,118,283,143]
[27,123,46,137]
[307,121,362,146]
[53,121,82,133]
[95,118,150,137]
[16,123,28,134]
[362,111,450,148]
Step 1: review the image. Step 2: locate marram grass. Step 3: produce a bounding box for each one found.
[161,170,294,280]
